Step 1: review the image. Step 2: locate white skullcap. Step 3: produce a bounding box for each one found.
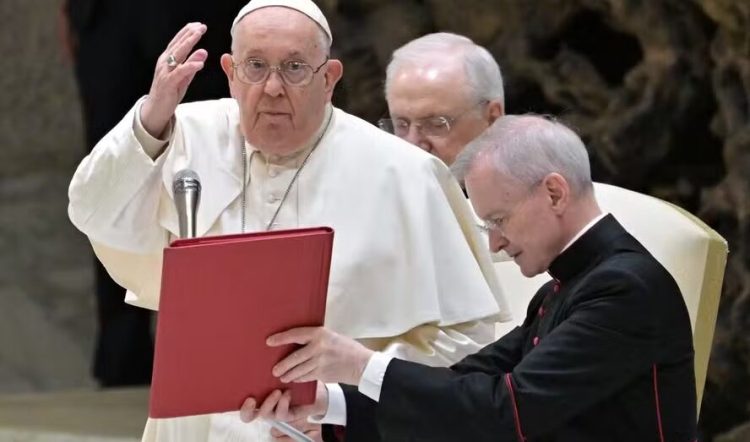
[231,0,332,44]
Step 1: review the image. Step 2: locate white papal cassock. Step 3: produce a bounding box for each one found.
[68,97,511,441]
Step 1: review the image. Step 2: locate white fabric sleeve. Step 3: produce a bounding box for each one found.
[68,96,170,254]
[133,99,173,159]
[360,318,495,368]
[349,320,493,402]
[357,352,394,402]
[308,319,493,423]
[68,97,179,310]
[307,383,347,425]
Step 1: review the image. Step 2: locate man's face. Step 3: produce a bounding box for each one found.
[466,160,564,277]
[221,7,341,156]
[386,63,494,165]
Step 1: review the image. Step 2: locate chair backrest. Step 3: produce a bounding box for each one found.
[492,182,728,415]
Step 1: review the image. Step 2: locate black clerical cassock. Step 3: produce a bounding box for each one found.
[326,215,697,442]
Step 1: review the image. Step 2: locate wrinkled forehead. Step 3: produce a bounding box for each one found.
[232,7,325,58]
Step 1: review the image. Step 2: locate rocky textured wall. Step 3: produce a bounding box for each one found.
[0,0,96,393]
[319,1,748,439]
[0,0,747,440]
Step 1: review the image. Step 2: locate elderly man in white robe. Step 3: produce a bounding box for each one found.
[380,33,519,298]
[68,0,510,440]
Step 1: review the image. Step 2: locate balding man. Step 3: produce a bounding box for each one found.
[379,32,504,166]
[380,32,515,273]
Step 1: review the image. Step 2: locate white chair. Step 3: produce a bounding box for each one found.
[492,182,728,415]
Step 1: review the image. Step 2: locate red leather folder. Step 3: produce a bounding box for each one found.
[149,227,334,418]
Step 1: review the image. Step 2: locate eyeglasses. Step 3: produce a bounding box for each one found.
[478,180,542,236]
[232,56,329,86]
[378,100,489,138]
[478,214,513,236]
[378,116,453,138]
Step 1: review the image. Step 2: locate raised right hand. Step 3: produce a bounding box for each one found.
[140,22,208,138]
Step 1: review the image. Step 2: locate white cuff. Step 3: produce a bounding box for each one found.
[307,383,346,426]
[358,352,394,402]
[133,98,172,159]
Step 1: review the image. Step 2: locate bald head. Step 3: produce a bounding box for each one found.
[385,32,504,107]
[383,33,505,165]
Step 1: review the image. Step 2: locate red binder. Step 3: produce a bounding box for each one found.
[149,227,334,418]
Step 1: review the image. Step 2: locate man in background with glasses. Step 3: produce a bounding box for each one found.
[380,33,522,320]
[68,0,511,440]
[379,33,505,167]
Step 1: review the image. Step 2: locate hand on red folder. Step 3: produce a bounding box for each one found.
[240,381,328,440]
[238,327,373,431]
[268,326,374,386]
[269,417,321,441]
[149,228,334,419]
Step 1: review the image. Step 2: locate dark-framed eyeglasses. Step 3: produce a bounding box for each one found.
[232,56,329,87]
[378,100,490,138]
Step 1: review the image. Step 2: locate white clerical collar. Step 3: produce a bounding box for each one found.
[560,212,608,253]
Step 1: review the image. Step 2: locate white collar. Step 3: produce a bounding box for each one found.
[560,212,608,253]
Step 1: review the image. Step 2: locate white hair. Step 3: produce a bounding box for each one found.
[451,114,593,196]
[385,32,504,107]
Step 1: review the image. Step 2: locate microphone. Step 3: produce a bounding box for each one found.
[173,169,201,238]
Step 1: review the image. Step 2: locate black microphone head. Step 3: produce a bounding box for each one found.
[173,169,201,194]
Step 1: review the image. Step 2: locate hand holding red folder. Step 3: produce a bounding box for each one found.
[268,326,374,386]
[237,327,375,432]
[149,227,334,418]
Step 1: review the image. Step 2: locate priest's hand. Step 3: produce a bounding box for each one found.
[239,382,327,441]
[141,22,208,138]
[268,326,374,386]
[270,418,322,442]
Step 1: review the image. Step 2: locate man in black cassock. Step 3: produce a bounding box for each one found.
[241,114,697,442]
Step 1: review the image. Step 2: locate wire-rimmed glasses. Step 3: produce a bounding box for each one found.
[232,56,329,86]
[378,100,490,138]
